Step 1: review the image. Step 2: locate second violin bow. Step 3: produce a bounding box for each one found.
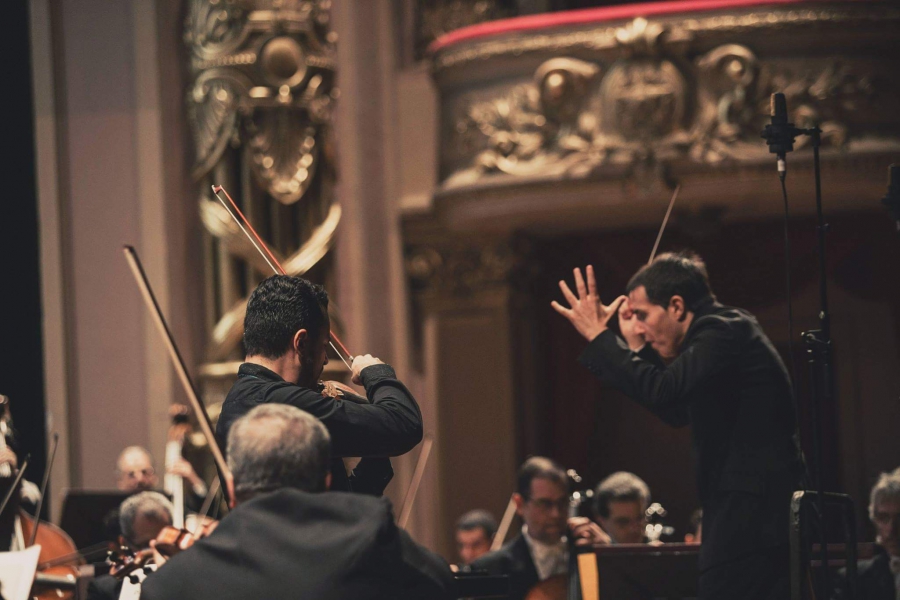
[211,184,354,371]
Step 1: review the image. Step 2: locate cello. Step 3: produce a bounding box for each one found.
[524,469,599,600]
[0,396,82,598]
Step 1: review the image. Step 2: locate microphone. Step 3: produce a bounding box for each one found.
[882,164,900,233]
[761,93,800,181]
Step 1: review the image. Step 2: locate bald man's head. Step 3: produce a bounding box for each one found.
[115,446,157,492]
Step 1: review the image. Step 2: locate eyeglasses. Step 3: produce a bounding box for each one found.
[121,468,155,480]
[526,497,570,513]
[872,512,900,526]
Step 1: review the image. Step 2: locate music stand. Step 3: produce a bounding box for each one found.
[580,542,700,600]
[59,490,132,549]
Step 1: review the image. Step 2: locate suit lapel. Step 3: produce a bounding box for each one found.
[509,534,540,589]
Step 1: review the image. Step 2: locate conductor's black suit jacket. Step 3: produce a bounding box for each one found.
[470,534,539,600]
[139,488,454,600]
[217,363,423,495]
[579,300,805,571]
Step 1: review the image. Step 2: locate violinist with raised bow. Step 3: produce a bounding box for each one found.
[215,275,424,496]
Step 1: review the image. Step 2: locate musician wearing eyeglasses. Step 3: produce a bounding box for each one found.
[104,446,206,541]
[470,457,609,600]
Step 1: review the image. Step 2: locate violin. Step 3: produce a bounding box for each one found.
[109,511,220,581]
[318,380,367,403]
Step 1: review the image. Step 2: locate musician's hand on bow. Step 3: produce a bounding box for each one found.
[551,266,625,341]
[167,457,203,489]
[618,297,646,351]
[568,516,611,546]
[149,540,168,569]
[350,354,384,385]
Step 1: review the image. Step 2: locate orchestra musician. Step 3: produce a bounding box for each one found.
[115,446,206,500]
[470,457,608,600]
[215,275,424,496]
[835,469,900,600]
[104,446,206,541]
[87,491,174,600]
[593,471,651,544]
[552,251,806,600]
[455,509,497,566]
[141,403,453,600]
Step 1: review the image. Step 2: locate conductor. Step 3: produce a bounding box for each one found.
[552,252,806,600]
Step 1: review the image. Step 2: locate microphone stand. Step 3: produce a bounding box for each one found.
[763,102,836,599]
[798,126,836,600]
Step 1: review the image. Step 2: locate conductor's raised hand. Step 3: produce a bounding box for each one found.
[618,297,646,351]
[551,265,625,341]
[351,354,385,385]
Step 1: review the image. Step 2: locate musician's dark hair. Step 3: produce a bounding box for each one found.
[594,471,651,519]
[243,275,329,359]
[227,404,331,502]
[456,509,498,539]
[626,251,715,312]
[517,456,567,498]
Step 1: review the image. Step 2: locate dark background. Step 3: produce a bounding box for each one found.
[1,0,49,515]
[531,209,900,539]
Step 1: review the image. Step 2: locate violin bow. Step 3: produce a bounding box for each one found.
[210,184,354,370]
[491,495,518,551]
[27,432,59,547]
[648,184,680,264]
[397,436,433,529]
[190,478,221,538]
[0,454,29,518]
[123,246,233,506]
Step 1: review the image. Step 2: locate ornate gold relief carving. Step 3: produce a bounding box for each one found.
[187,0,336,196]
[439,9,899,189]
[185,0,341,373]
[405,234,538,303]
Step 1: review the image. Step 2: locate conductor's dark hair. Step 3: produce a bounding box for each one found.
[594,471,651,519]
[626,251,715,311]
[456,509,498,539]
[517,456,567,498]
[243,275,329,359]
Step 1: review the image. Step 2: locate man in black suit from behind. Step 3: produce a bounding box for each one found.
[141,403,453,600]
[216,275,425,496]
[552,252,806,600]
[471,457,609,600]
